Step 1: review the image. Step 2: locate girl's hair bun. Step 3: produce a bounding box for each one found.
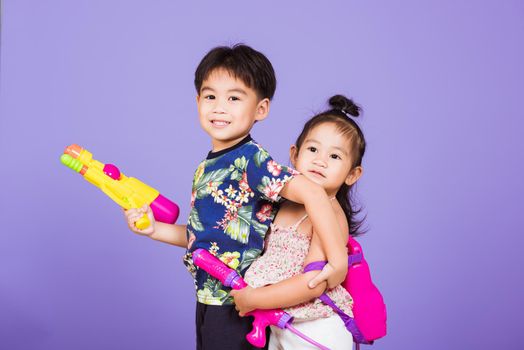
[328,94,361,117]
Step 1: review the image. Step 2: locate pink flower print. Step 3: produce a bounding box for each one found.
[239,172,250,191]
[187,232,196,250]
[190,190,196,207]
[261,179,284,201]
[256,204,273,222]
[288,167,300,176]
[267,160,282,176]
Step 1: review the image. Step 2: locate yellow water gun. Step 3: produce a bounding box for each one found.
[60,144,179,229]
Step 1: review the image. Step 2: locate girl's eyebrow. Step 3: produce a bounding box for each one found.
[303,138,320,144]
[333,146,349,156]
[304,138,349,156]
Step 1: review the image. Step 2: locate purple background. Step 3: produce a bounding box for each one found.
[1,1,523,349]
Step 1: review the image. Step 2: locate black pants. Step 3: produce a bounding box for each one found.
[196,302,270,350]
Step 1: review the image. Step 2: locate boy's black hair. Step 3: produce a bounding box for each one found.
[194,44,276,100]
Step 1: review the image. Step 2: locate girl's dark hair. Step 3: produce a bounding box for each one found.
[295,95,367,236]
[194,44,277,100]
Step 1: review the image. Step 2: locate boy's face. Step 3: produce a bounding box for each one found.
[197,69,269,152]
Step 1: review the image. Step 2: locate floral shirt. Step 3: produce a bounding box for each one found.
[183,135,297,306]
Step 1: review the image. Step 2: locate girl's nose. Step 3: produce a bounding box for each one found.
[313,158,327,168]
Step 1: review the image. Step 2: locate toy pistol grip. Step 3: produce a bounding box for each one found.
[246,311,270,348]
[134,214,151,230]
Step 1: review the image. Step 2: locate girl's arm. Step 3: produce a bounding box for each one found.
[231,270,326,316]
[231,224,341,315]
[279,175,347,288]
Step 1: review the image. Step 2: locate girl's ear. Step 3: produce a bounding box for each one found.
[345,166,363,186]
[255,98,270,121]
[289,145,299,168]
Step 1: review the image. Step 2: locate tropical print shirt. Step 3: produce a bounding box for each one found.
[183,135,297,305]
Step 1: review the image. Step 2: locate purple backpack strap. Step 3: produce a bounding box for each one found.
[303,258,369,344]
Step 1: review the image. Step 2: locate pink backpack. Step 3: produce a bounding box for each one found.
[304,236,387,345]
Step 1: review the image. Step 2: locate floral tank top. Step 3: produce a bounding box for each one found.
[244,214,353,321]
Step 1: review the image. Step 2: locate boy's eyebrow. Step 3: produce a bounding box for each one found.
[303,138,349,156]
[199,86,248,95]
[200,86,215,93]
[227,88,248,95]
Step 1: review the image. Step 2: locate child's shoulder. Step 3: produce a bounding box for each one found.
[238,139,274,164]
[332,200,350,238]
[245,139,271,155]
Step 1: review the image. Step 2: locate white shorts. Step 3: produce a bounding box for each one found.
[269,315,354,350]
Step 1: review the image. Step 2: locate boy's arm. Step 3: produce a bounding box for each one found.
[149,222,188,247]
[279,175,347,288]
[125,205,188,248]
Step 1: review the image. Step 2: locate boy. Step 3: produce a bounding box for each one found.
[125,44,347,349]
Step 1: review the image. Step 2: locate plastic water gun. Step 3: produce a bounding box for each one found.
[342,236,387,344]
[192,248,329,350]
[60,144,179,229]
[304,237,387,347]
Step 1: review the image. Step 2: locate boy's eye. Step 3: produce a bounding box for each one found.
[307,147,317,153]
[228,96,240,101]
[204,95,215,100]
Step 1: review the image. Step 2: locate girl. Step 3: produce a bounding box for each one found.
[231,94,367,350]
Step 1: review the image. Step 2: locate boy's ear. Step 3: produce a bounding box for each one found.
[255,98,270,121]
[289,145,298,168]
[345,166,363,187]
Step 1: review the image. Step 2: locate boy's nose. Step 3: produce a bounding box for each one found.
[213,99,227,113]
[212,106,226,115]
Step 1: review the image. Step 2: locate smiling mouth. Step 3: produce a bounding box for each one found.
[211,120,231,127]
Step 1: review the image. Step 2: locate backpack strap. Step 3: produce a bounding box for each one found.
[304,259,369,344]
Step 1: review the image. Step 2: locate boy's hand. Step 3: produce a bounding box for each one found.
[124,204,155,236]
[230,287,256,316]
[308,261,348,289]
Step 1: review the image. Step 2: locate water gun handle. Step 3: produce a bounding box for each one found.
[246,309,292,348]
[100,183,150,229]
[134,215,150,230]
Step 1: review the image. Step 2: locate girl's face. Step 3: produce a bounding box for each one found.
[291,122,361,197]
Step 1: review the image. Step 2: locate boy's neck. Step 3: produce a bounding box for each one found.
[207,134,252,159]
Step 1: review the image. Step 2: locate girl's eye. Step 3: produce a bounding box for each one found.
[229,96,240,101]
[330,154,341,160]
[307,147,317,153]
[204,95,215,100]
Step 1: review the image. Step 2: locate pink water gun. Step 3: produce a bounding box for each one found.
[304,236,387,346]
[343,236,387,343]
[192,248,329,349]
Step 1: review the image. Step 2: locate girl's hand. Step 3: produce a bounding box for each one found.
[308,262,346,289]
[124,204,156,236]
[231,286,257,316]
